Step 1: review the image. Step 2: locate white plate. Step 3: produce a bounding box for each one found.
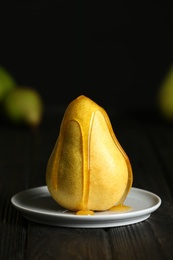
[11,186,161,228]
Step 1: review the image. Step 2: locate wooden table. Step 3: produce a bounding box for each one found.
[1,110,173,259]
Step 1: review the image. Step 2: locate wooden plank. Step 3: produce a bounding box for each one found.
[26,223,112,259]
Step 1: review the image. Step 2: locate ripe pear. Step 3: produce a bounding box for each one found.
[3,86,44,127]
[46,95,133,213]
[157,65,173,120]
[0,66,16,102]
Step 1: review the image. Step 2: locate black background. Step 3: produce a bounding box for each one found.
[0,0,173,113]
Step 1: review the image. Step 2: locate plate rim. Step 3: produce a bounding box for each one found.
[11,186,162,226]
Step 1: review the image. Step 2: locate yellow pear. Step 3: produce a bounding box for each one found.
[46,95,133,214]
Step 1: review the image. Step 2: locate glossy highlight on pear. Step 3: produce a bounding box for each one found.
[46,95,133,214]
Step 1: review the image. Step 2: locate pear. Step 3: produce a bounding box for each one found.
[157,64,173,120]
[3,86,44,128]
[0,66,16,102]
[46,95,133,213]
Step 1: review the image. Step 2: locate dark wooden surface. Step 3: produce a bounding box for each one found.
[1,109,173,260]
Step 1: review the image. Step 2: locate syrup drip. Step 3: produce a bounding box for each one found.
[109,204,132,212]
[76,210,94,215]
[75,204,131,215]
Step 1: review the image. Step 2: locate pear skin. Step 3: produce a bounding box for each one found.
[46,95,133,213]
